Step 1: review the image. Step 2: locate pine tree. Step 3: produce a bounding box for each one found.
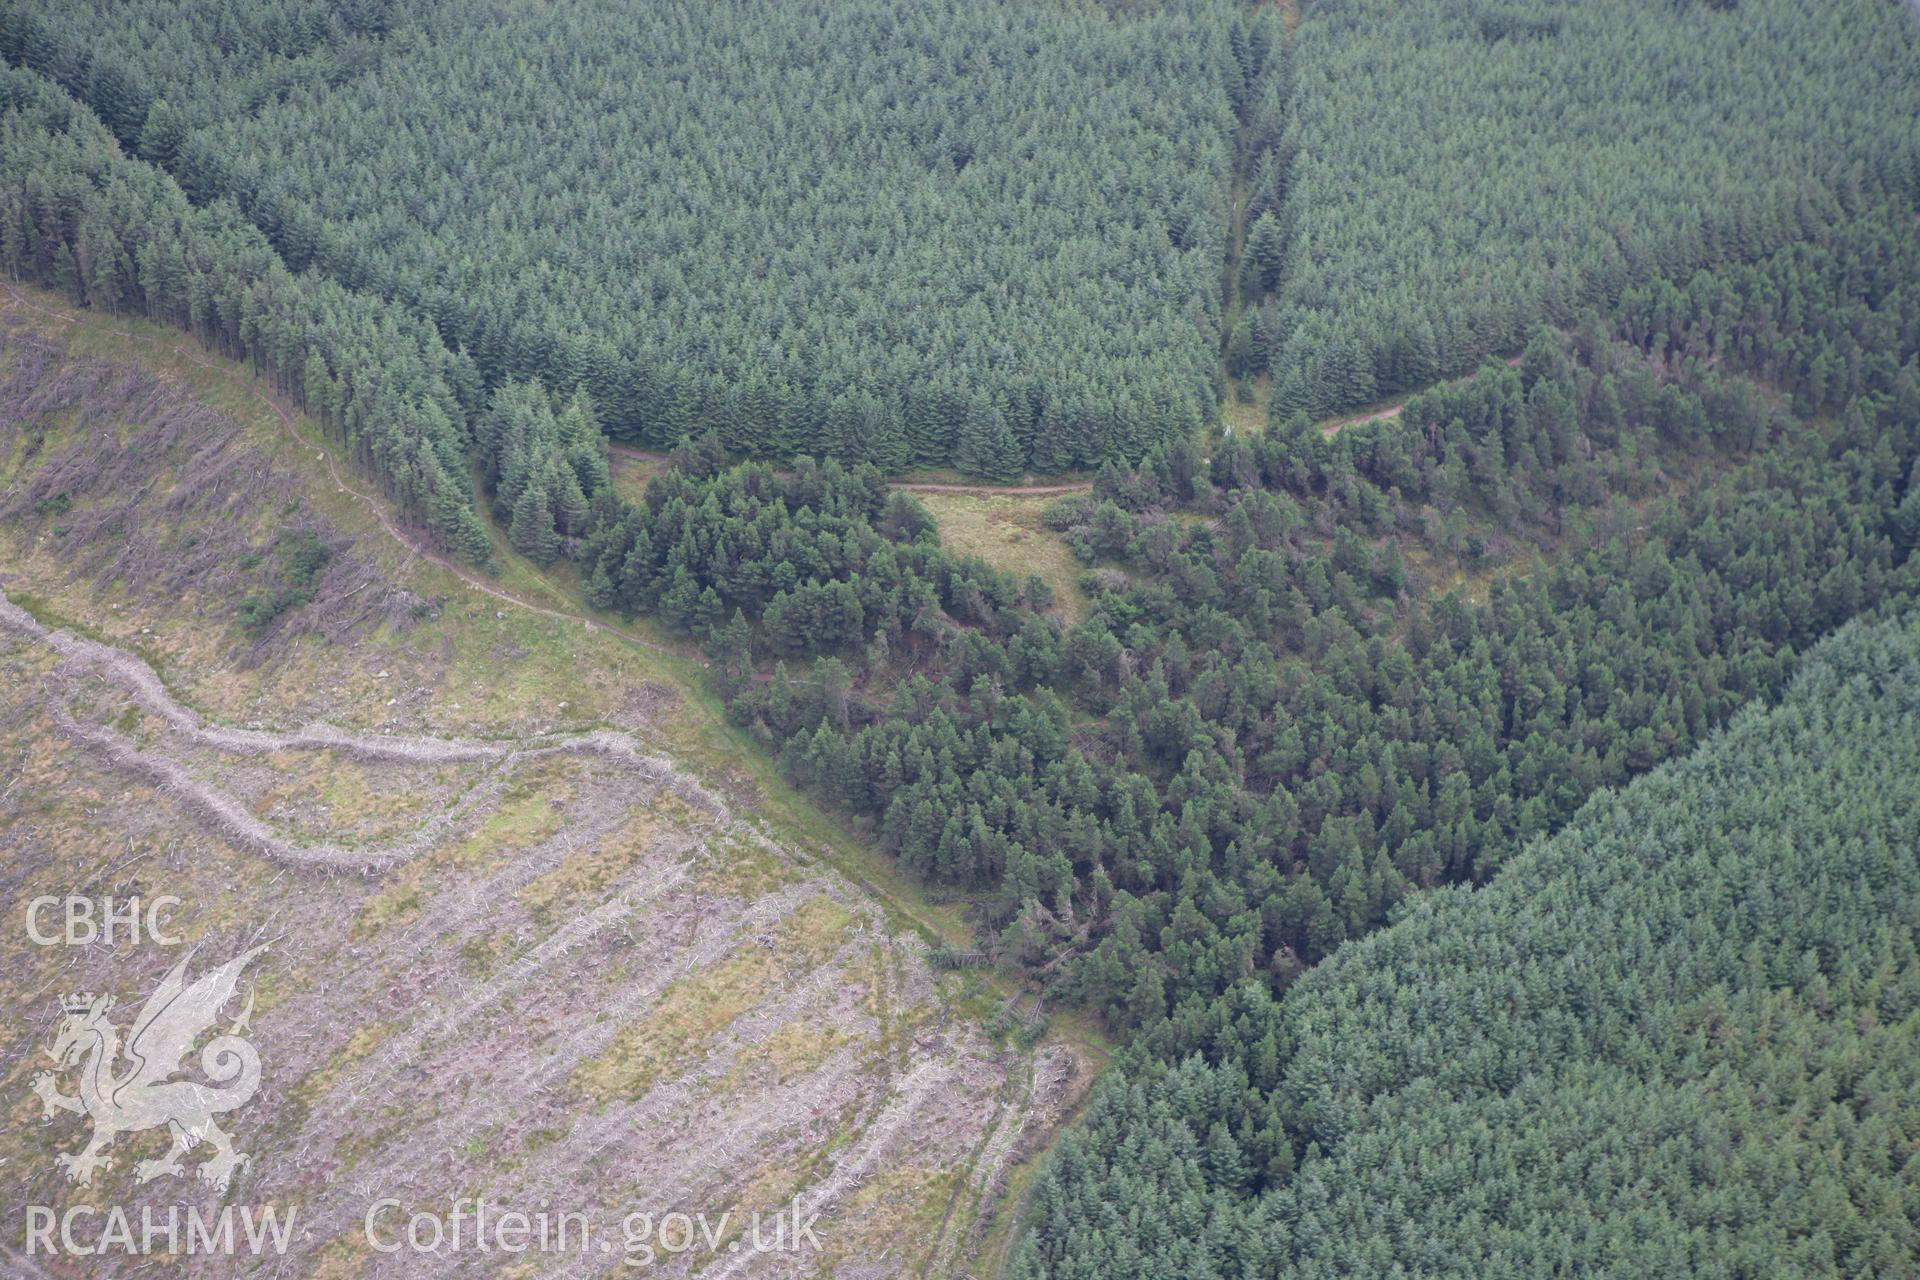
[1244,213,1286,296]
[957,400,1023,483]
[509,481,560,564]
[136,97,184,167]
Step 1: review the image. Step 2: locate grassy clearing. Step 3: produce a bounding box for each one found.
[250,750,464,840]
[573,946,783,1100]
[453,758,573,859]
[890,466,1095,488]
[1217,374,1271,449]
[351,759,575,936]
[829,1165,958,1270]
[742,1017,852,1085]
[914,490,1090,624]
[786,895,858,965]
[609,449,664,503]
[698,832,798,901]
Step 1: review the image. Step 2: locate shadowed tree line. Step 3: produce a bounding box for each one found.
[2,0,1284,475]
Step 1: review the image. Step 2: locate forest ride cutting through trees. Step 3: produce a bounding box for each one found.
[1313,354,1526,437]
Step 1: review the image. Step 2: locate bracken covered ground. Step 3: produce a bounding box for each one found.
[0,293,1094,1279]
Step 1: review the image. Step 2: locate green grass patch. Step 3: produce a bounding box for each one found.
[915,490,1090,624]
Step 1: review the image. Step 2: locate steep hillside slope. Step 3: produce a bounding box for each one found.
[1016,611,1920,1277]
[0,287,1092,1278]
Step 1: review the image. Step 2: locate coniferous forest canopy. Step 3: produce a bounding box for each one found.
[1,0,1918,1274]
[4,0,1273,472]
[1258,0,1920,418]
[1017,611,1920,1277]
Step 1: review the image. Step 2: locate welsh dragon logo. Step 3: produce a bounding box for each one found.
[32,946,266,1190]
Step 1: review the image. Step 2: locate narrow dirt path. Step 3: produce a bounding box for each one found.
[1319,401,1409,437]
[1317,353,1525,438]
[891,480,1091,497]
[1,284,704,665]
[1,587,723,871]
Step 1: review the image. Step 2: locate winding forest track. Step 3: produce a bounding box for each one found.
[891,480,1091,497]
[0,587,722,871]
[1316,353,1525,437]
[1,283,705,665]
[1318,401,1409,436]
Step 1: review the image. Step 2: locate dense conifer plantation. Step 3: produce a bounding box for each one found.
[3,0,1284,472]
[4,1,1918,1270]
[1015,610,1920,1277]
[1263,0,1920,418]
[706,204,1920,1016]
[593,201,1920,1272]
